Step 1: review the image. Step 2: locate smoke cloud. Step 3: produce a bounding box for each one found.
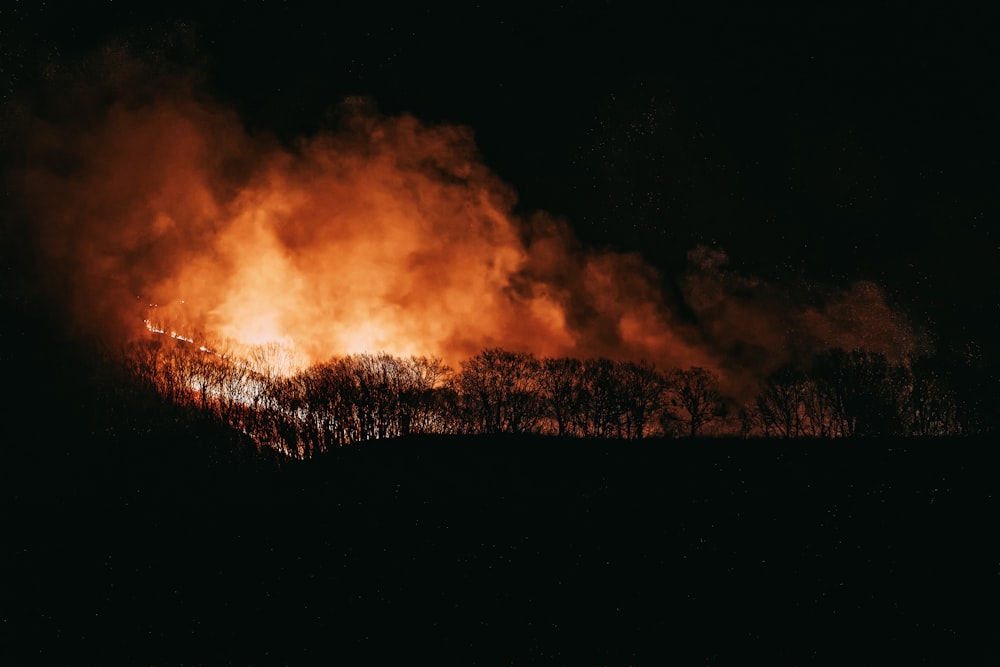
[5,49,927,399]
[679,246,927,397]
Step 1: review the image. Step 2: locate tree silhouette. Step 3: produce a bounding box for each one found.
[937,341,999,435]
[615,360,666,439]
[457,349,544,434]
[753,366,811,438]
[538,357,585,437]
[575,358,626,438]
[118,336,991,455]
[663,367,724,438]
[900,355,960,437]
[750,365,840,438]
[811,349,905,437]
[397,356,452,436]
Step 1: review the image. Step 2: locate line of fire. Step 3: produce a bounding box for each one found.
[125,314,985,460]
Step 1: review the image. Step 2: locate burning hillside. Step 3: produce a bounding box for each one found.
[8,51,925,404]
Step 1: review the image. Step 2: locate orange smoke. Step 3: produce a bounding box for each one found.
[679,246,929,398]
[9,54,926,397]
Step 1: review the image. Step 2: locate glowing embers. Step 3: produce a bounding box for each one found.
[144,318,198,346]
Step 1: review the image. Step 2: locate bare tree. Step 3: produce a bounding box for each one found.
[753,366,811,438]
[538,357,585,437]
[615,360,666,439]
[899,356,960,437]
[458,349,544,434]
[575,358,626,438]
[398,356,452,435]
[933,341,998,435]
[811,349,906,437]
[663,367,724,438]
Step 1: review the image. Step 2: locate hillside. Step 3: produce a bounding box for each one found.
[6,423,999,664]
[2,300,997,663]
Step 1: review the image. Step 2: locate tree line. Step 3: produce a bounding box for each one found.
[122,336,996,458]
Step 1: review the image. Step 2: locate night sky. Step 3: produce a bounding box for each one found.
[4,7,1000,663]
[4,1,997,359]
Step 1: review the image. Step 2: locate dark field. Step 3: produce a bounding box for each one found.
[4,434,999,665]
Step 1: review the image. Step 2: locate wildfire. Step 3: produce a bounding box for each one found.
[14,56,925,401]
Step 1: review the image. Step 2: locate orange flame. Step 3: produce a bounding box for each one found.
[12,56,926,398]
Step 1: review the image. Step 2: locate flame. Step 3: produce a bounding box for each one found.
[10,54,927,396]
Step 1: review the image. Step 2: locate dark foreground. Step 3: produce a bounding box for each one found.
[4,434,1000,665]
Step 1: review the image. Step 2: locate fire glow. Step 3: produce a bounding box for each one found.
[15,59,924,400]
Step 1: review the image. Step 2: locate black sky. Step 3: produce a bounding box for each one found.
[3,1,998,357]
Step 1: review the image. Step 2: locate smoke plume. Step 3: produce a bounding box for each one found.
[5,50,926,399]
